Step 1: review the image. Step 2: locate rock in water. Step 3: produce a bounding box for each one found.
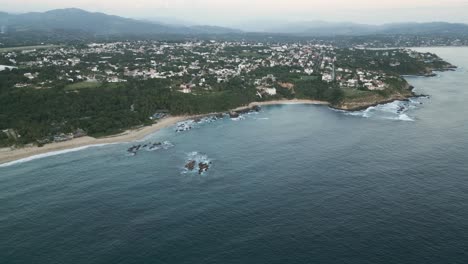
[229,111,240,118]
[198,162,210,174]
[185,160,196,171]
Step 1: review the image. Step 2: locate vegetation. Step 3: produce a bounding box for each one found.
[336,49,454,75]
[64,81,102,90]
[0,70,256,146]
[294,79,343,104]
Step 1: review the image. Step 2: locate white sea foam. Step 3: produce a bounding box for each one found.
[175,116,225,133]
[0,144,113,168]
[186,151,211,163]
[175,120,195,132]
[230,115,246,121]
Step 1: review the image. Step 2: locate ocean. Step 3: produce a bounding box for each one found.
[1,47,468,264]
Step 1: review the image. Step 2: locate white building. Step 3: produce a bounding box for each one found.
[264,88,277,95]
[0,65,17,71]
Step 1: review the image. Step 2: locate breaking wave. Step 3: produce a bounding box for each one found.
[0,144,113,168]
[230,116,246,121]
[336,97,428,122]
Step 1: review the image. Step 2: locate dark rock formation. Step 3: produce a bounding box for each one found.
[251,105,261,112]
[185,160,196,171]
[176,122,192,132]
[198,162,210,174]
[185,160,211,174]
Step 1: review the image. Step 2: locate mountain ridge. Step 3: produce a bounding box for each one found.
[1,8,468,37]
[0,8,238,35]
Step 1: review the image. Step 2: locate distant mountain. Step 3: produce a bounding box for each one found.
[1,8,467,38]
[263,21,376,36]
[378,22,468,35]
[241,20,468,36]
[0,8,238,35]
[189,25,242,34]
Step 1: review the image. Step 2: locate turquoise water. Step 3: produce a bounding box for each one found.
[1,47,468,264]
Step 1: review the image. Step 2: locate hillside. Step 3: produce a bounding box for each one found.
[0,8,236,35]
[249,21,468,36]
[0,8,467,39]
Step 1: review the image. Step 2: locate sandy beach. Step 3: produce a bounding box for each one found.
[0,99,328,166]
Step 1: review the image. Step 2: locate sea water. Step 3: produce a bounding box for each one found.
[1,47,468,264]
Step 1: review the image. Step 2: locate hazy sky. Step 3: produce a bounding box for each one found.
[2,0,468,27]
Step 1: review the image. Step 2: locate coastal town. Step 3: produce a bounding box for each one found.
[0,40,456,147]
[1,41,454,92]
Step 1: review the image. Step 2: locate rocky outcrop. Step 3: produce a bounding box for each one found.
[198,162,210,174]
[331,82,418,111]
[127,141,173,155]
[228,105,261,118]
[334,96,408,111]
[176,121,193,132]
[185,160,211,174]
[185,160,196,171]
[229,111,240,118]
[251,105,261,112]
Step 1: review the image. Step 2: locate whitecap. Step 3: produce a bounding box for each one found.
[337,99,422,121]
[175,120,195,132]
[231,116,245,121]
[398,114,415,122]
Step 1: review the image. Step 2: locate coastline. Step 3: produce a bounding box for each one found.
[0,99,328,166]
[334,92,417,111]
[0,116,189,166]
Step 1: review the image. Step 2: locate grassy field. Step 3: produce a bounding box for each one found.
[65,81,102,91]
[0,45,60,53]
[64,81,127,91]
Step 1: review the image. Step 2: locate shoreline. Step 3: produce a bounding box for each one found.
[233,99,329,111]
[0,99,328,166]
[0,116,189,166]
